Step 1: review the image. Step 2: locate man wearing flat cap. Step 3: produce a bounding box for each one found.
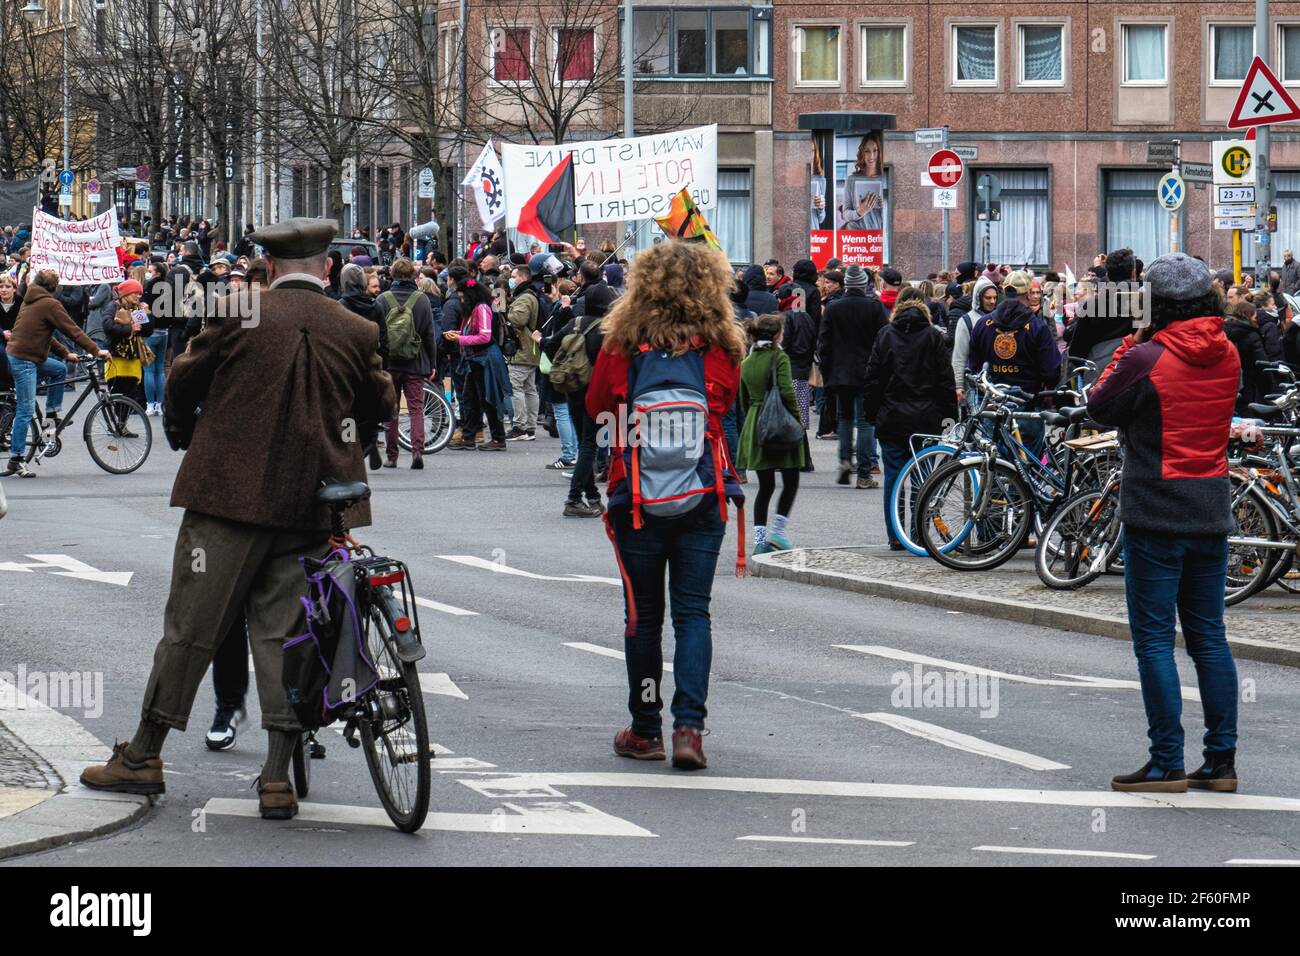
[81,217,396,821]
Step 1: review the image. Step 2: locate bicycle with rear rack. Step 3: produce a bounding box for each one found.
[288,479,431,832]
[0,353,151,474]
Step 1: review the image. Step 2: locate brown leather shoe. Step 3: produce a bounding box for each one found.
[79,742,165,795]
[613,727,665,760]
[477,439,507,451]
[671,728,707,770]
[258,780,298,820]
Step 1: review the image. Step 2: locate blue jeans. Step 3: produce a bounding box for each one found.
[552,396,577,462]
[1122,530,1238,771]
[879,440,910,545]
[834,387,877,476]
[722,401,742,476]
[610,500,725,735]
[142,331,168,405]
[7,354,67,458]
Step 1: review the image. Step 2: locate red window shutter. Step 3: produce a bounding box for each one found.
[494,28,531,81]
[557,29,595,81]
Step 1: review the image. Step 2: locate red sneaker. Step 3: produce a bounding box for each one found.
[613,727,665,760]
[671,728,707,770]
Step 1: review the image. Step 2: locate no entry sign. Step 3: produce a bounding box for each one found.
[928,149,964,188]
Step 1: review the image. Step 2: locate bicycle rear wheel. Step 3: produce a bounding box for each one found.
[358,600,430,833]
[83,396,151,474]
[917,457,1034,572]
[1035,489,1119,590]
[397,382,454,455]
[889,444,955,555]
[291,734,311,798]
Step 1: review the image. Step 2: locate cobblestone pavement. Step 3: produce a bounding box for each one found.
[0,722,61,792]
[764,546,1300,656]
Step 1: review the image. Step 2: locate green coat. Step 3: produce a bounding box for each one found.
[737,345,807,471]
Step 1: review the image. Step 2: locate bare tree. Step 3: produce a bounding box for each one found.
[0,3,68,180]
[159,0,257,243]
[70,0,182,227]
[467,0,689,146]
[248,0,393,226]
[354,0,465,250]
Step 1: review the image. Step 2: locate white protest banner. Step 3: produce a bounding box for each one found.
[28,207,122,285]
[502,124,717,227]
[461,140,506,226]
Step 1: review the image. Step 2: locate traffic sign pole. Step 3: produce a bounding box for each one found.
[941,127,950,273]
[1255,0,1272,284]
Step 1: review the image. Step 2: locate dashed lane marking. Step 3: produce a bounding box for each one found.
[737,835,914,847]
[459,772,1300,813]
[1225,858,1300,865]
[413,596,478,617]
[437,554,620,586]
[973,845,1155,860]
[564,641,673,672]
[836,645,1201,702]
[201,797,656,837]
[856,712,1070,771]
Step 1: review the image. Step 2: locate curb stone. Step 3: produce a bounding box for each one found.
[0,679,150,861]
[751,548,1300,669]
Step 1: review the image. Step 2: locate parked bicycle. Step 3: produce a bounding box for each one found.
[0,354,151,474]
[394,380,456,456]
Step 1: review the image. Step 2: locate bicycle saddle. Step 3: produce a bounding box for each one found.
[1247,403,1285,419]
[316,481,372,506]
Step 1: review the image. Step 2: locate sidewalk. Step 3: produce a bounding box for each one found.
[0,681,149,861]
[752,545,1300,668]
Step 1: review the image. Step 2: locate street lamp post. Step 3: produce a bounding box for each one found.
[20,0,70,208]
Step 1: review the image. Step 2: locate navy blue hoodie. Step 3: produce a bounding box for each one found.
[966,298,1061,394]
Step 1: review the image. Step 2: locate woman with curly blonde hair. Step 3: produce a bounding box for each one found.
[586,240,745,771]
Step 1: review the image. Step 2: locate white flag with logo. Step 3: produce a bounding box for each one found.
[462,140,506,226]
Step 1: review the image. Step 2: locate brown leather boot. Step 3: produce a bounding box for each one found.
[671,728,707,770]
[258,780,298,820]
[79,742,165,795]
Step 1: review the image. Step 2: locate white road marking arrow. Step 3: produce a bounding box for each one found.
[438,554,620,586]
[419,672,469,700]
[0,553,133,586]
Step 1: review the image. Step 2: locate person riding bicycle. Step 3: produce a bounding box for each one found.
[4,269,108,479]
[966,269,1061,456]
[80,218,397,821]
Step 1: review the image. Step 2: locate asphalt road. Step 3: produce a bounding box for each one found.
[3,418,1300,867]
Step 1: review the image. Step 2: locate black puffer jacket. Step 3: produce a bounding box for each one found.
[742,264,779,315]
[817,288,888,389]
[1256,309,1285,362]
[790,259,822,324]
[1225,317,1270,415]
[340,290,389,359]
[782,309,817,380]
[863,300,958,444]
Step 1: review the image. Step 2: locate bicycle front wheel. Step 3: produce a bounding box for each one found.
[917,457,1034,572]
[1225,481,1279,607]
[397,382,455,455]
[358,600,430,833]
[1035,489,1119,590]
[83,396,151,474]
[889,444,956,555]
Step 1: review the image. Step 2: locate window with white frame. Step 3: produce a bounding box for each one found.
[860,24,906,86]
[491,27,532,83]
[794,24,840,86]
[1282,25,1300,82]
[1019,23,1064,85]
[442,27,461,85]
[1122,23,1167,84]
[554,27,595,82]
[969,168,1050,266]
[953,23,998,85]
[1211,24,1254,83]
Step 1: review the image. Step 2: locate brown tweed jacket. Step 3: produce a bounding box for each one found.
[166,281,396,531]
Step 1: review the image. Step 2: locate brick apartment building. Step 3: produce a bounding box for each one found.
[443,1,1300,277]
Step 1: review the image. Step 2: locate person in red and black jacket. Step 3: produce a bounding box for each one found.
[586,241,745,771]
[1087,253,1242,796]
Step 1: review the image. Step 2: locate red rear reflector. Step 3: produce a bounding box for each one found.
[394,616,411,632]
[369,571,404,586]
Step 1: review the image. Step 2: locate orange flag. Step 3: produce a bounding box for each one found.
[654,188,722,251]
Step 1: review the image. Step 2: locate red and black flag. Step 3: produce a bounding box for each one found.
[518,154,576,243]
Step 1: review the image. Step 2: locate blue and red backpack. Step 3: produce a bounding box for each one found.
[606,344,747,575]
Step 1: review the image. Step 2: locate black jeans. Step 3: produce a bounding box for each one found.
[461,362,505,442]
[567,389,599,501]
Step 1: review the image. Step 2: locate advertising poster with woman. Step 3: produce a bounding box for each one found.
[836,131,886,269]
[807,129,887,270]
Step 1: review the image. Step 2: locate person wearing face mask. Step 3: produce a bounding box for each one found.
[952,275,999,405]
[102,279,152,419]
